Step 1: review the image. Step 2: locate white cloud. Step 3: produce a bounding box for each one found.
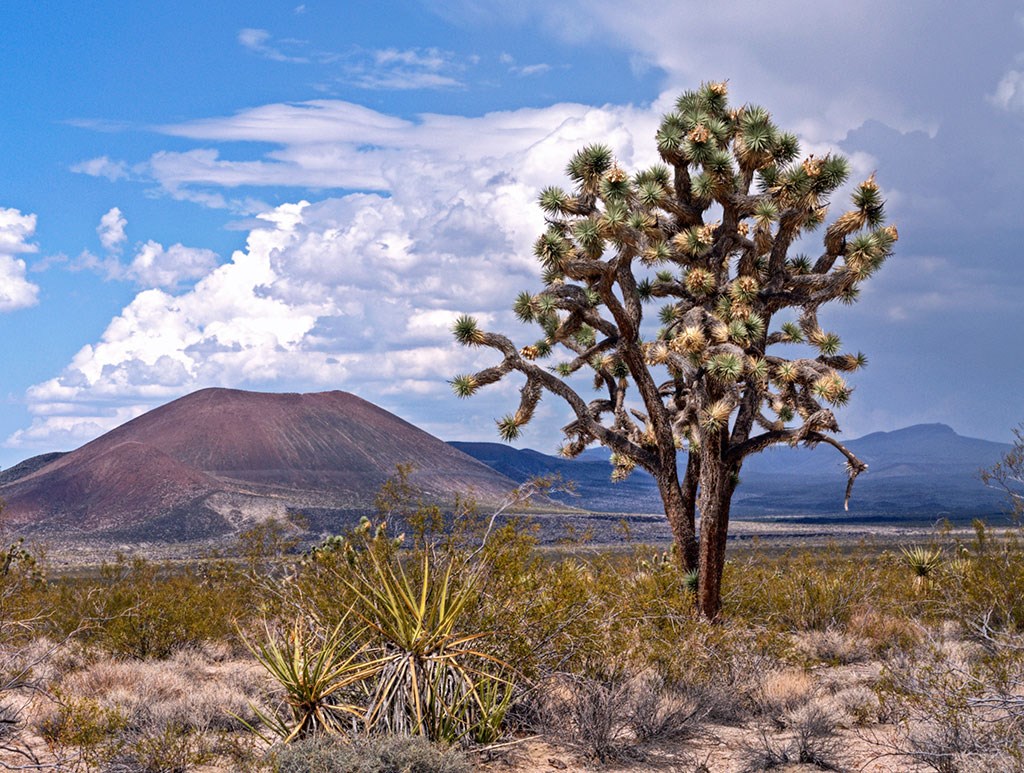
[238,28,309,63]
[70,156,130,181]
[0,256,39,312]
[0,207,40,312]
[344,47,464,90]
[990,69,1024,111]
[136,98,661,208]
[97,207,127,253]
[76,229,220,290]
[511,63,551,77]
[125,241,220,289]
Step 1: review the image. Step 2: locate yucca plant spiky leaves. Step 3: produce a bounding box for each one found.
[659,303,682,326]
[600,166,632,201]
[553,361,576,377]
[727,319,750,344]
[689,171,717,204]
[572,218,604,257]
[812,373,850,405]
[672,325,707,356]
[707,353,743,382]
[496,415,523,441]
[685,268,716,296]
[567,143,614,186]
[900,545,942,591]
[779,321,804,343]
[810,331,842,356]
[242,616,378,742]
[574,325,596,347]
[538,186,571,215]
[343,550,511,742]
[450,375,478,398]
[772,132,800,164]
[656,121,685,159]
[636,277,653,300]
[774,361,799,384]
[815,154,850,192]
[533,229,570,269]
[787,255,813,275]
[452,315,484,347]
[701,399,733,433]
[637,179,668,209]
[610,358,630,379]
[513,291,536,323]
[852,174,885,226]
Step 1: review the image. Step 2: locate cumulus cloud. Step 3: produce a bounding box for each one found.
[19,3,1024,449]
[78,240,219,290]
[78,210,220,290]
[0,207,40,312]
[97,207,127,253]
[124,241,220,289]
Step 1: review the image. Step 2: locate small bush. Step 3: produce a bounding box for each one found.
[738,704,845,772]
[752,668,815,726]
[273,733,472,773]
[626,673,705,742]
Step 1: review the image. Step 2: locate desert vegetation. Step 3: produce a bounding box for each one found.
[1,472,1024,771]
[1,83,1021,772]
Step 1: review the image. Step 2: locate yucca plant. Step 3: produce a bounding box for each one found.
[345,548,512,743]
[243,615,380,742]
[900,545,942,589]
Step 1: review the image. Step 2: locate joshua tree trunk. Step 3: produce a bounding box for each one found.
[658,466,699,572]
[696,453,739,619]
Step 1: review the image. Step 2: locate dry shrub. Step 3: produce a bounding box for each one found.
[273,733,472,773]
[534,667,713,762]
[794,628,870,665]
[738,704,846,772]
[752,668,815,725]
[828,685,881,727]
[34,648,271,771]
[549,669,634,762]
[58,653,266,734]
[626,673,707,743]
[847,607,921,654]
[874,635,1024,772]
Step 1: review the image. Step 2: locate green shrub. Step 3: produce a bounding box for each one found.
[84,557,245,659]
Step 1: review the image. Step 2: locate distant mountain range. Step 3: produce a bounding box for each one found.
[0,388,520,541]
[452,423,1013,523]
[0,387,1014,545]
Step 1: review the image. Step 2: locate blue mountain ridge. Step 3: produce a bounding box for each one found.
[449,424,1014,522]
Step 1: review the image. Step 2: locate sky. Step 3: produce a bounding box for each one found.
[1,1,1023,469]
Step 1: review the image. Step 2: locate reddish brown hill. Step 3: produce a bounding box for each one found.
[0,388,520,542]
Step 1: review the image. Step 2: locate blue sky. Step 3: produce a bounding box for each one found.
[1,1,1023,469]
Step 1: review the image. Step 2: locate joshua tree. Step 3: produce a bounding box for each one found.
[451,82,896,618]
